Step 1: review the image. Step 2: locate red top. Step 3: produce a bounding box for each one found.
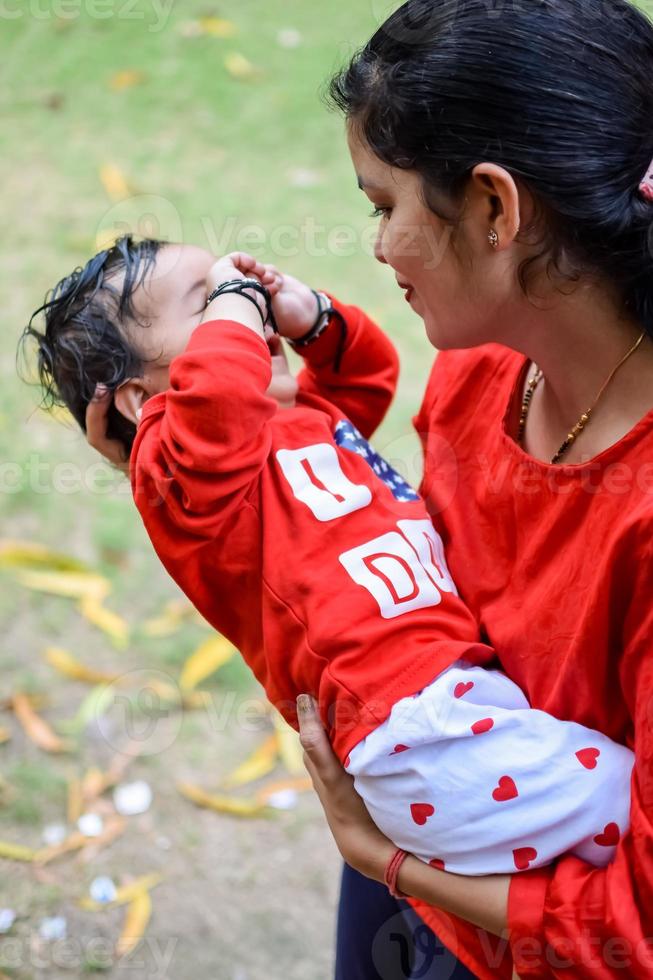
[130,298,491,763]
[409,344,653,979]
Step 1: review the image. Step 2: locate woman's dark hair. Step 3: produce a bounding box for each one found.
[20,235,162,460]
[329,0,653,335]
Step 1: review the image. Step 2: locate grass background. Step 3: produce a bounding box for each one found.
[0,1,430,978]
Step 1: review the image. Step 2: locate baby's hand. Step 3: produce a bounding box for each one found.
[207,252,280,295]
[261,266,324,341]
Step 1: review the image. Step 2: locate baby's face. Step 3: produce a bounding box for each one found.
[121,242,298,409]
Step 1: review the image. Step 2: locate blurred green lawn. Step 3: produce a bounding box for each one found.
[0,1,429,977]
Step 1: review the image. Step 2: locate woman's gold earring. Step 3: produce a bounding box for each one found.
[488,229,499,249]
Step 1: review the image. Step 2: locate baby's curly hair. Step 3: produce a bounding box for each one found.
[20,235,162,460]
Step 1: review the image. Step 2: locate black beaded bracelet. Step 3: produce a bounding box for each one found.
[288,290,348,373]
[288,291,332,348]
[206,278,278,333]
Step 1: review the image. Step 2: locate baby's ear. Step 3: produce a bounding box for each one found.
[113,379,149,426]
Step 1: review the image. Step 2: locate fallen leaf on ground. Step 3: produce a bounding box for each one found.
[12,694,70,753]
[109,69,145,92]
[179,635,235,692]
[58,684,116,737]
[177,783,270,818]
[79,872,163,911]
[34,830,87,866]
[223,733,279,788]
[45,647,121,685]
[198,16,237,37]
[144,677,208,710]
[179,17,236,38]
[0,840,37,862]
[68,777,83,823]
[13,569,109,602]
[141,599,204,638]
[79,815,126,863]
[79,596,129,649]
[255,777,313,804]
[272,712,305,775]
[0,541,87,573]
[116,889,152,958]
[0,727,10,745]
[99,163,132,203]
[224,52,260,81]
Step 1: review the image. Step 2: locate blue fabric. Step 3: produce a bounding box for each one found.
[335,864,478,980]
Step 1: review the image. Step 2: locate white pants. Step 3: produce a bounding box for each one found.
[346,661,634,875]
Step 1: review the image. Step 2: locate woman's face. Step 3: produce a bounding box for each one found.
[348,128,525,352]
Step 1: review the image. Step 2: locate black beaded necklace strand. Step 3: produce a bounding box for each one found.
[518,331,646,464]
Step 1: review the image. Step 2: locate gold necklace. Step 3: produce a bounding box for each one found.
[518,332,647,464]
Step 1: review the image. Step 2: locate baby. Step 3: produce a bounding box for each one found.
[25,235,634,876]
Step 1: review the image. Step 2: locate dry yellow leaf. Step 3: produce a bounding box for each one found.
[67,777,83,823]
[0,540,86,572]
[79,872,163,911]
[34,830,87,866]
[144,678,208,710]
[45,646,121,685]
[224,734,279,788]
[255,777,313,804]
[141,599,201,637]
[116,890,152,958]
[0,692,47,712]
[12,694,70,753]
[177,782,268,818]
[79,815,126,863]
[109,69,145,91]
[14,568,109,602]
[99,163,132,204]
[79,597,129,649]
[0,840,36,862]
[179,635,235,692]
[272,712,305,775]
[224,52,259,81]
[198,16,237,37]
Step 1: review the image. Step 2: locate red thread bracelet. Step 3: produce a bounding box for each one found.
[384,847,409,899]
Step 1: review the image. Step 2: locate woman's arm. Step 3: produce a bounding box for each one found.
[296,694,511,937]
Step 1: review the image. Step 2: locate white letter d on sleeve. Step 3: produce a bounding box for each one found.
[275,444,372,522]
[339,531,443,619]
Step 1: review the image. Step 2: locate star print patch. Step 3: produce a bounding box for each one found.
[334,420,420,502]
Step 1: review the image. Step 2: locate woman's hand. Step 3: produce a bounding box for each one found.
[211,254,322,340]
[85,386,130,473]
[297,694,396,881]
[297,692,511,939]
[262,268,324,341]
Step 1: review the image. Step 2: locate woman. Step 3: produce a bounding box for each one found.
[85,0,653,975]
[295,0,653,977]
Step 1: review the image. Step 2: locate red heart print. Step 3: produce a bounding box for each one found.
[492,776,519,802]
[429,858,445,870]
[454,681,474,699]
[410,803,435,826]
[576,748,601,770]
[513,846,538,871]
[344,755,351,768]
[594,822,620,847]
[471,718,494,735]
[390,744,411,755]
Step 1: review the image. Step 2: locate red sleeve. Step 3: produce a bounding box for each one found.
[131,319,276,532]
[509,528,653,978]
[295,294,399,439]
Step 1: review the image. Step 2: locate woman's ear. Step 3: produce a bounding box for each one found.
[113,379,149,427]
